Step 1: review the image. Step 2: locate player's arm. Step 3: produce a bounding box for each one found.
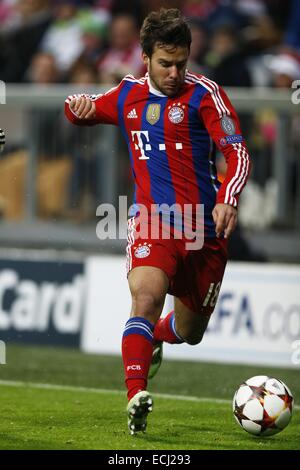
[199,84,251,238]
[64,83,122,126]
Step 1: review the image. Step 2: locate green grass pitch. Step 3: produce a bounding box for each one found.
[0,344,299,450]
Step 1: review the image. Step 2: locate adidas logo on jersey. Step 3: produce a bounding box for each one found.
[127,108,138,119]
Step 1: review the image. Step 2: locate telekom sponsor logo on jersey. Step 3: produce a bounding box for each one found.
[131,130,183,160]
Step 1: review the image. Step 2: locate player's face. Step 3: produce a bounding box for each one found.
[144,44,189,97]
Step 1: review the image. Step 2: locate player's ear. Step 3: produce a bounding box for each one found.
[142,52,150,66]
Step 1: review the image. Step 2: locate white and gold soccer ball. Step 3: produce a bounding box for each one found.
[233,375,294,436]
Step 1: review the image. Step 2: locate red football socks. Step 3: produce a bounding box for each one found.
[153,311,184,344]
[122,317,154,401]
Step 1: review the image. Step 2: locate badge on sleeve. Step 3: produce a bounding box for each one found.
[220,116,236,135]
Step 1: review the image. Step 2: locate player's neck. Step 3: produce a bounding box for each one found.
[147,75,167,97]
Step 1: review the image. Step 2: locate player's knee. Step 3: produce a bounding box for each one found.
[131,291,164,318]
[181,327,206,345]
[184,335,204,345]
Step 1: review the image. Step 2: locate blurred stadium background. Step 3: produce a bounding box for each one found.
[0,0,300,450]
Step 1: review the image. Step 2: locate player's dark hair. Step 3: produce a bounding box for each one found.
[140,8,191,57]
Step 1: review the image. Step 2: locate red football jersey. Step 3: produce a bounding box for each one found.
[65,71,251,237]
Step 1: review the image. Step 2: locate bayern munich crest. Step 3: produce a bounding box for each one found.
[168,103,185,124]
[134,243,152,258]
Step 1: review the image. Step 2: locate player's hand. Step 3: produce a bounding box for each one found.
[0,128,5,153]
[212,203,237,239]
[69,96,96,120]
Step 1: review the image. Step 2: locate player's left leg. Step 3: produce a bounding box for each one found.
[150,238,228,377]
[152,300,210,346]
[171,237,228,343]
[149,300,209,378]
[149,308,184,379]
[172,297,210,344]
[150,302,205,379]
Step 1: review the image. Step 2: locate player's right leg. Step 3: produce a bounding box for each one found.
[123,265,169,434]
[124,215,178,433]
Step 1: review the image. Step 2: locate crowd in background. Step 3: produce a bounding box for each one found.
[0,0,300,88]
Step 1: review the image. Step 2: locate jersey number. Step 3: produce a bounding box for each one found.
[202,282,221,307]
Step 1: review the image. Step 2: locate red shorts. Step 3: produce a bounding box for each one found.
[126,216,228,316]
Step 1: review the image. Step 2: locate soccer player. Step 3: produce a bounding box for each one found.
[65,8,251,435]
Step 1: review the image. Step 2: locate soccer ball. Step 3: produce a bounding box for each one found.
[233,375,294,436]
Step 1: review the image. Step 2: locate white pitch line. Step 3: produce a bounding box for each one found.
[0,379,298,410]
